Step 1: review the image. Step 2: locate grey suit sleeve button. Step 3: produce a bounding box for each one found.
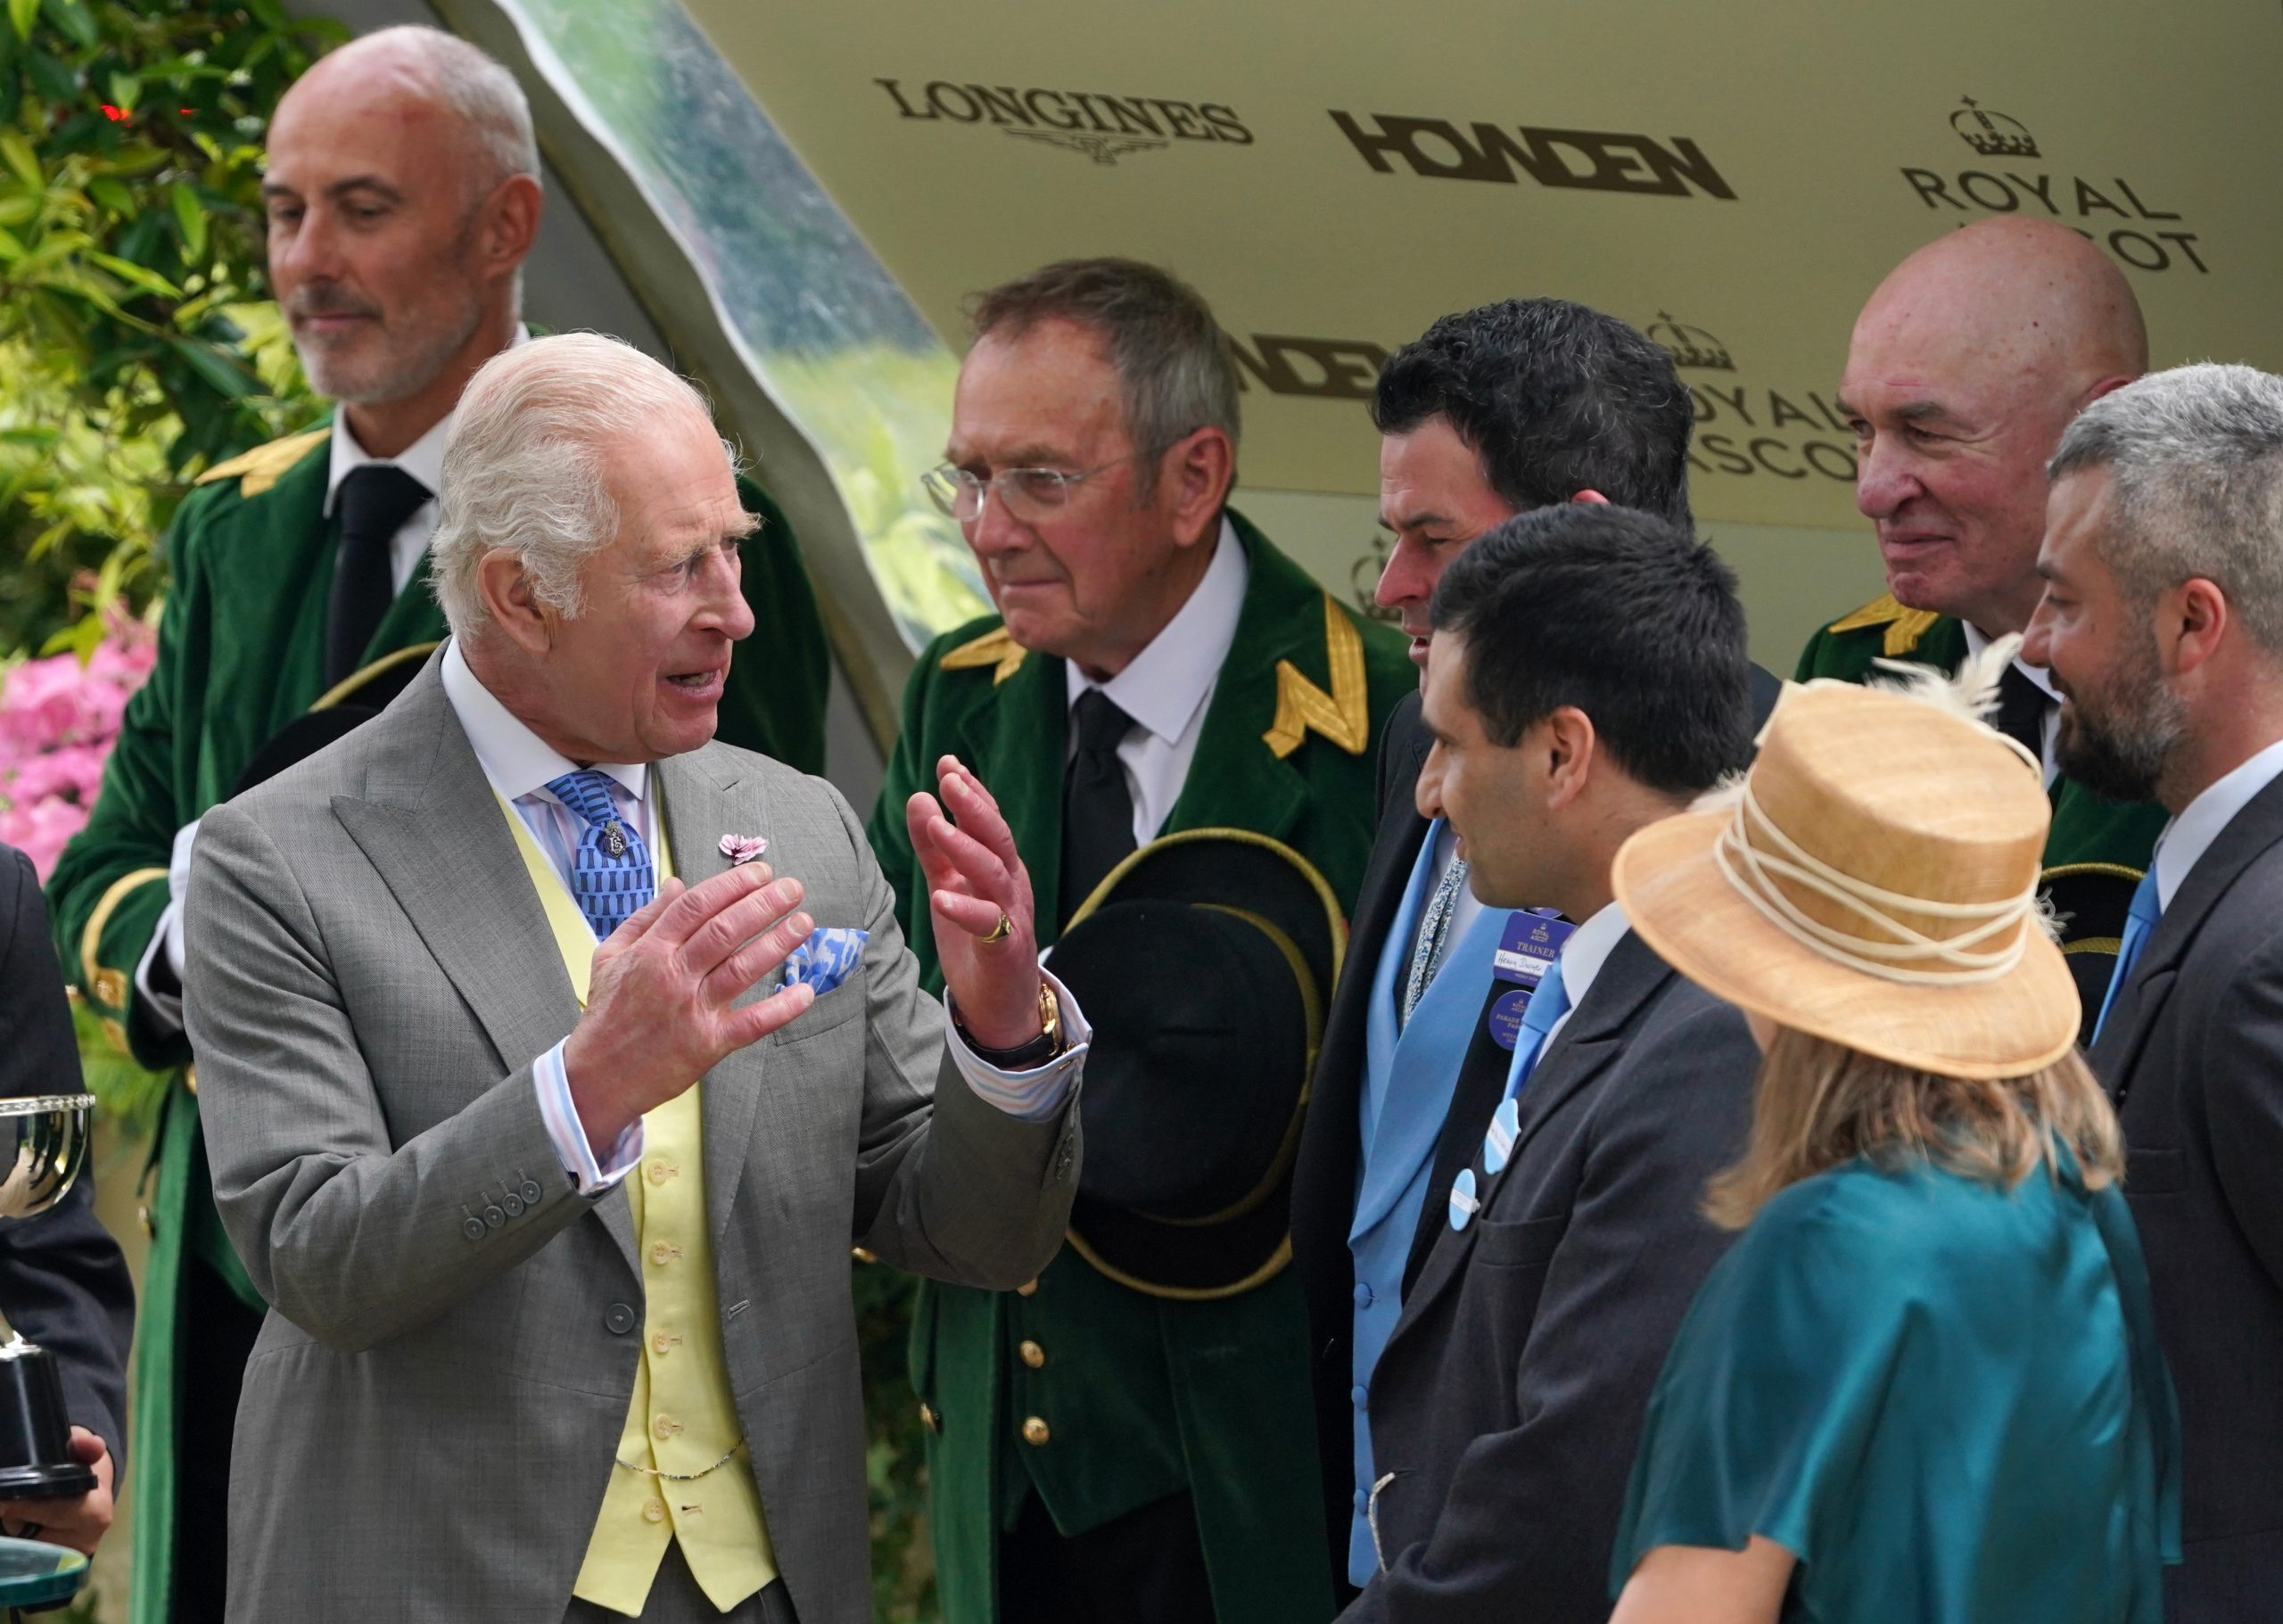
[520,1178,545,1206]
[606,1303,638,1335]
[502,1192,524,1218]
[482,1204,507,1229]
[462,1217,486,1242]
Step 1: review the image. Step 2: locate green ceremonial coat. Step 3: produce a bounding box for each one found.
[45,424,831,1624]
[866,514,1411,1624]
[1795,593,2168,1034]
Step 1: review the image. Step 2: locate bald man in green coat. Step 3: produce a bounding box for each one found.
[44,28,828,1622]
[869,258,1411,1624]
[1800,217,2164,1037]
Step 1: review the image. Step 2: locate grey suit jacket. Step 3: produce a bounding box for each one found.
[2092,768,2283,1622]
[185,658,1081,1624]
[1339,930,1755,1624]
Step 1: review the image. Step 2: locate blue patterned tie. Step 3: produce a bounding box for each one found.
[1451,957,1570,1231]
[2091,868,2163,1043]
[545,770,655,940]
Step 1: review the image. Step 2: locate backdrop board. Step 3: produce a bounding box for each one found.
[678,0,2283,667]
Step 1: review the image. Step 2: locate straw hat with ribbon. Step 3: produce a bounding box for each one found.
[1611,638,2080,1080]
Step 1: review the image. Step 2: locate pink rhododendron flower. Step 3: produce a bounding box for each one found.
[0,619,157,881]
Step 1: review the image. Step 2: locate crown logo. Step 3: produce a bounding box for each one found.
[1644,312,1733,373]
[1949,96,2039,159]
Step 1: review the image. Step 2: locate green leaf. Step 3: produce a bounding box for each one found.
[6,0,35,42]
[86,177,131,217]
[106,71,136,113]
[168,334,257,398]
[0,193,34,227]
[87,252,180,300]
[169,181,206,260]
[39,0,95,50]
[0,132,37,190]
[23,46,71,101]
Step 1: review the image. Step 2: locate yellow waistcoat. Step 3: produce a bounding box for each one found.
[495,796,779,1615]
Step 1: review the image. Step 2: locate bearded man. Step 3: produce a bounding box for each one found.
[45,28,828,1622]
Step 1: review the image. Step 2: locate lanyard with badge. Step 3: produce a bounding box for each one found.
[1485,907,1575,1049]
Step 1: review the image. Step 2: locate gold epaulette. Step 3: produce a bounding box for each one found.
[1264,596,1371,760]
[939,625,1026,686]
[1823,592,1943,659]
[194,426,331,499]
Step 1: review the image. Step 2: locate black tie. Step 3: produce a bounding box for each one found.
[1993,662,2048,774]
[1060,688,1139,926]
[326,464,432,687]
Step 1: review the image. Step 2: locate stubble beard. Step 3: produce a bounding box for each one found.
[2054,632,2186,804]
[295,285,485,407]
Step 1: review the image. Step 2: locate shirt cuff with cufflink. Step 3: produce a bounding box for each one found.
[533,1038,644,1196]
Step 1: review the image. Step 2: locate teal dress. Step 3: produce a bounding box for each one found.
[1611,1155,2180,1622]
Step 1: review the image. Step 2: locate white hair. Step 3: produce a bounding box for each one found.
[430,334,736,640]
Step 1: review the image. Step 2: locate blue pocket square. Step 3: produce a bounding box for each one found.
[786,927,868,996]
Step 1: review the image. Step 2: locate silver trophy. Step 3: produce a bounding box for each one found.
[0,1095,99,1502]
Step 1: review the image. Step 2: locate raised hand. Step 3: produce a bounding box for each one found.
[906,754,1044,1051]
[563,862,816,1146]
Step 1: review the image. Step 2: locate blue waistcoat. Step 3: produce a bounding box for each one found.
[1346,820,1505,1582]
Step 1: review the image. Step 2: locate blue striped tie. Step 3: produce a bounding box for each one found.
[1451,958,1570,1232]
[545,770,655,940]
[2091,869,2163,1044]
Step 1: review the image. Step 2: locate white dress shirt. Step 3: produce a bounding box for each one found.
[135,329,533,1035]
[1962,621,2060,787]
[440,639,1087,1195]
[2150,737,2283,911]
[1538,898,1632,1052]
[1065,516,1249,845]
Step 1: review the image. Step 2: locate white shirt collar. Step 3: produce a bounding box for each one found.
[2153,736,2283,910]
[323,325,531,515]
[1553,898,1631,1013]
[439,637,647,808]
[1065,515,1248,743]
[1959,620,2061,703]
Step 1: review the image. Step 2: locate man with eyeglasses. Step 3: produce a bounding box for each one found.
[867,257,1412,1624]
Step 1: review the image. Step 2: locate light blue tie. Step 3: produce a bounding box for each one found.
[1452,958,1570,1230]
[544,769,655,941]
[2090,869,2163,1043]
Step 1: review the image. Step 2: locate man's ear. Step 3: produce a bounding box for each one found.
[1569,489,1611,507]
[1167,426,1236,548]
[476,548,553,655]
[2170,577,2230,679]
[478,172,544,286]
[1542,706,1597,810]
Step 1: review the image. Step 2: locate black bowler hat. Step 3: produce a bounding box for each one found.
[231,642,437,796]
[1049,828,1345,1299]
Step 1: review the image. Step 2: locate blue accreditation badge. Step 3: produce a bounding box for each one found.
[1488,908,1574,1050]
[1448,1166,1479,1232]
[1482,1097,1522,1176]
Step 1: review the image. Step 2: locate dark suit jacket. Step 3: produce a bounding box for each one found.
[1290,667,1779,1587]
[2,845,134,1471]
[1339,931,1755,1622]
[2091,768,2283,1621]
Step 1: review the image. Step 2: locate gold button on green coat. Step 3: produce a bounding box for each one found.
[871,513,1411,1624]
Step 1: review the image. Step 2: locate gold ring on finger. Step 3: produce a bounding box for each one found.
[981,911,1013,944]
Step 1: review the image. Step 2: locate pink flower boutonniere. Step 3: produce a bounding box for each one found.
[719,833,770,868]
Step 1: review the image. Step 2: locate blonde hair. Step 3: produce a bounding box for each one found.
[1706,1026,2124,1229]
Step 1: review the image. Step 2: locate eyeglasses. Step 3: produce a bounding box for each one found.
[921,443,1174,525]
